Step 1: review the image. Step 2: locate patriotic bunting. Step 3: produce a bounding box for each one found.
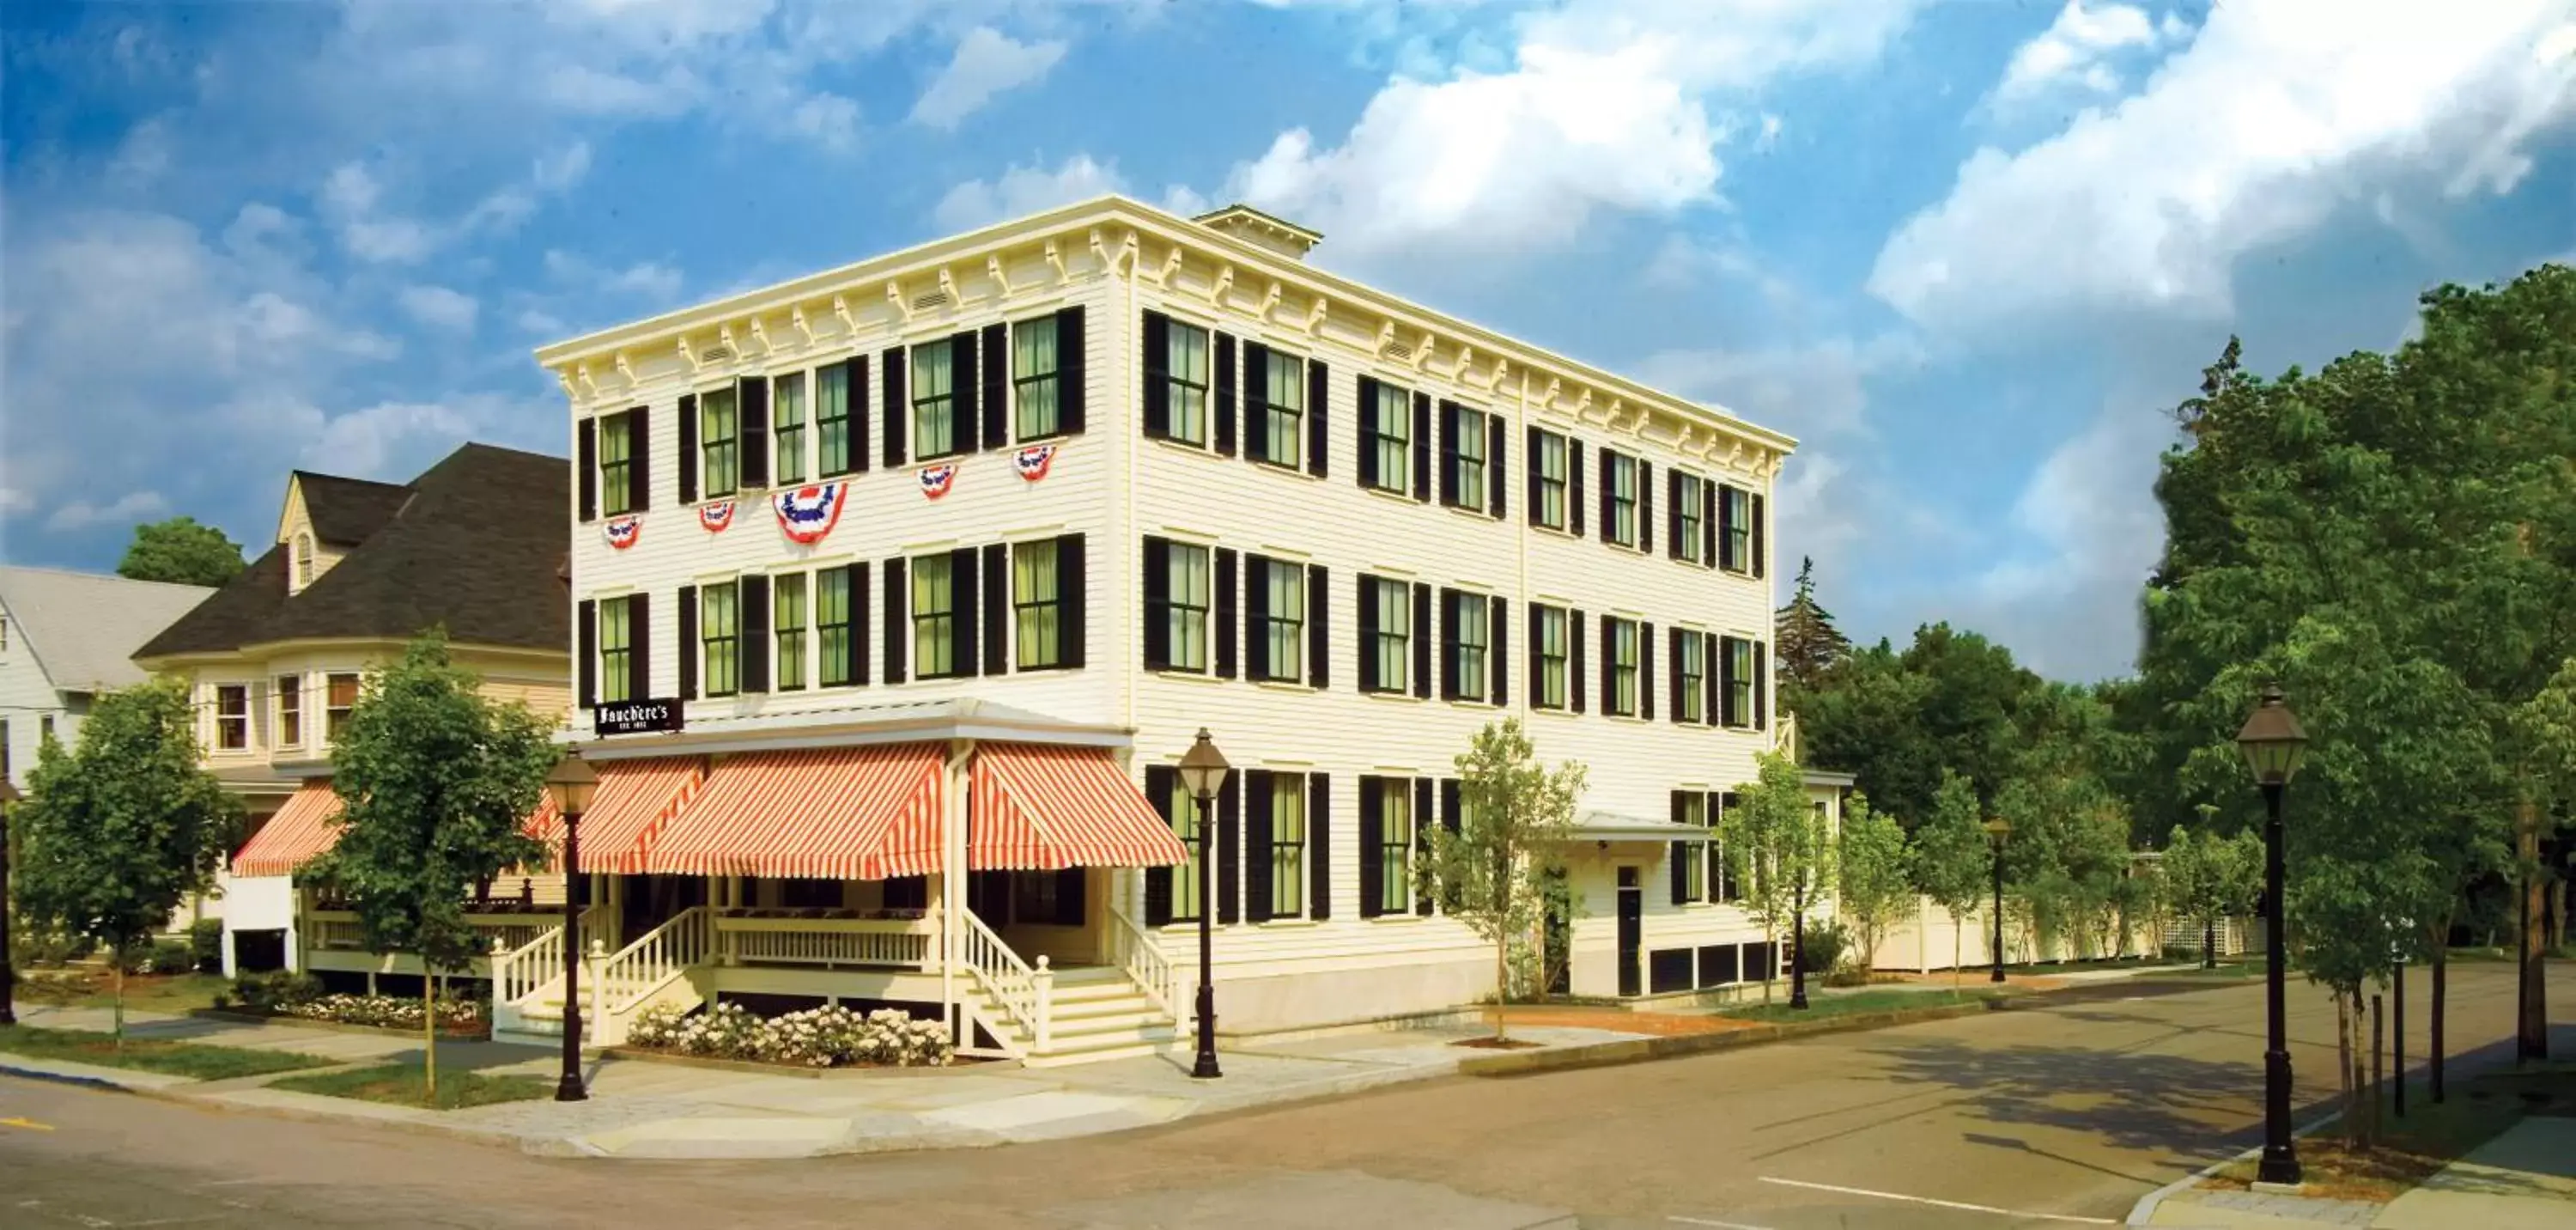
[918,463,957,500]
[604,515,643,550]
[1014,443,1058,483]
[696,500,736,533]
[773,482,848,545]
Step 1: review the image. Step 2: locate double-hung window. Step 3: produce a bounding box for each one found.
[1161,543,1211,672]
[817,362,852,477]
[600,598,635,703]
[1449,404,1486,509]
[1609,618,1639,715]
[1261,560,1303,681]
[912,554,957,677]
[1678,631,1706,723]
[1722,485,1753,571]
[1262,352,1304,465]
[216,685,248,751]
[912,340,958,460]
[818,569,855,687]
[1726,636,1755,728]
[1678,793,1710,900]
[773,574,808,691]
[1677,473,1706,564]
[772,372,807,485]
[1607,453,1639,547]
[1367,381,1410,494]
[700,387,739,497]
[1013,539,1063,668]
[1168,773,1203,922]
[276,676,303,746]
[1268,774,1306,917]
[600,410,638,515]
[325,673,358,743]
[701,582,740,697]
[1535,606,1569,709]
[1535,430,1569,529]
[1368,577,1410,694]
[1377,781,1414,916]
[1012,315,1062,441]
[1164,321,1210,446]
[1455,594,1489,699]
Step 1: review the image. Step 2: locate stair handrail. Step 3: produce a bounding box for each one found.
[958,910,1048,1046]
[490,905,606,1008]
[1105,904,1182,1022]
[601,905,713,1014]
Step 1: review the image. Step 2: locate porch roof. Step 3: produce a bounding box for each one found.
[632,744,944,880]
[576,756,713,873]
[1556,811,1716,843]
[969,743,1188,871]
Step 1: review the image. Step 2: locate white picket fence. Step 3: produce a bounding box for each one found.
[1865,896,2251,972]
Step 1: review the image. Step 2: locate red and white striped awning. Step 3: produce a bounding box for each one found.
[969,743,1188,871]
[231,781,344,878]
[635,745,944,880]
[578,757,711,874]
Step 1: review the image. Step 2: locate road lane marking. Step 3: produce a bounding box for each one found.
[1670,1216,1776,1229]
[1757,1177,2117,1225]
[0,1116,54,1131]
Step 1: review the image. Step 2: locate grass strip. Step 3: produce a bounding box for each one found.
[1715,987,2008,1022]
[268,1063,551,1110]
[0,1024,334,1080]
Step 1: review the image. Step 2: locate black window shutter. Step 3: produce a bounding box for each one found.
[1214,548,1239,679]
[1306,564,1330,689]
[1145,764,1177,926]
[1701,478,1716,567]
[1055,308,1085,435]
[1141,537,1171,671]
[949,332,981,454]
[882,558,907,685]
[740,575,771,693]
[1669,626,1686,725]
[1600,617,1617,715]
[1752,494,1768,578]
[1487,413,1507,519]
[843,356,871,474]
[677,585,698,700]
[950,545,978,679]
[1718,635,1740,727]
[1753,640,1770,729]
[628,593,652,703]
[1704,633,1720,727]
[1638,460,1655,554]
[981,544,1008,676]
[849,562,871,686]
[1718,485,1739,570]
[1526,602,1543,708]
[1055,533,1085,669]
[1412,582,1433,698]
[1569,439,1586,537]
[1598,448,1616,544]
[577,599,597,707]
[1437,400,1459,507]
[1217,775,1242,924]
[1242,343,1268,463]
[980,323,1007,448]
[881,346,907,469]
[738,376,769,490]
[1213,332,1238,457]
[577,419,598,522]
[1571,610,1587,714]
[1641,620,1656,720]
[1245,770,1274,922]
[1523,425,1542,525]
[1670,792,1692,906]
[1141,311,1170,439]
[1243,555,1272,680]
[627,410,653,510]
[1308,773,1333,920]
[1438,588,1460,701]
[1411,392,1432,502]
[1357,573,1380,692]
[1355,376,1379,489]
[677,393,700,504]
[1306,360,1329,477]
[1358,776,1384,917]
[1412,777,1435,913]
[1490,595,1510,706]
[1668,470,1686,560]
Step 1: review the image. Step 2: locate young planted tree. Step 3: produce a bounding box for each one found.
[1722,751,1833,1006]
[312,634,555,1097]
[13,679,236,1047]
[1835,793,1909,975]
[1425,717,1585,1042]
[2160,825,2262,968]
[1911,770,1992,986]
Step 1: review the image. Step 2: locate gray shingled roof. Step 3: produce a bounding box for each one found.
[293,472,411,545]
[0,567,215,691]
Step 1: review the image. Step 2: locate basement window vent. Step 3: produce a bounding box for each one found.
[912,290,953,311]
[697,345,734,364]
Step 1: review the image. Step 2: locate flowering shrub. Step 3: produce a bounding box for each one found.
[280,993,484,1030]
[627,1002,953,1068]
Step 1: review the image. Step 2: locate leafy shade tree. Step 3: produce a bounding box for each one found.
[1910,770,1992,986]
[1426,717,1586,1042]
[1797,624,2049,831]
[1722,751,1834,1005]
[1835,793,1908,974]
[1774,557,1853,696]
[117,516,246,588]
[13,679,236,1046]
[312,634,555,1096]
[2160,824,2262,968]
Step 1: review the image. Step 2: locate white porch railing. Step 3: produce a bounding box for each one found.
[959,910,1053,1053]
[1105,906,1182,1023]
[490,906,606,1008]
[713,911,937,969]
[601,905,713,1014]
[304,909,559,958]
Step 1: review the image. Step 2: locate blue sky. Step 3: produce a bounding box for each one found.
[4,0,2571,681]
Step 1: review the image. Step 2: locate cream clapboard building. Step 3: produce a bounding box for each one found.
[529,197,1838,1065]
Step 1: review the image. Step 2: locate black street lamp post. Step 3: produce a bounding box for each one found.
[544,752,598,1103]
[2238,682,2309,1189]
[0,780,19,1027]
[1177,730,1230,1080]
[1984,819,2012,983]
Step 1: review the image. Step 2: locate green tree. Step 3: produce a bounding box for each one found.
[1835,793,1908,973]
[1722,751,1833,1005]
[1774,557,1853,696]
[2160,824,2261,968]
[1795,640,1943,827]
[117,515,246,588]
[1910,770,1991,985]
[1425,717,1585,1042]
[13,679,237,1046]
[311,634,555,1096]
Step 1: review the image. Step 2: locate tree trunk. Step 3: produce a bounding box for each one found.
[1762,926,1776,1005]
[1494,935,1510,1043]
[2205,917,2217,969]
[2370,993,2384,1138]
[1952,916,1963,990]
[112,958,126,1055]
[2336,989,2355,1148]
[423,966,438,1101]
[2431,942,2448,1104]
[2518,798,2549,1062]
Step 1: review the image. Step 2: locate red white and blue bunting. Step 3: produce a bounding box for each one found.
[603,515,643,550]
[918,463,958,500]
[773,482,848,545]
[1014,443,1058,483]
[696,500,737,533]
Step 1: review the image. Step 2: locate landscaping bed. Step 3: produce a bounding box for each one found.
[10,971,233,1016]
[2199,1065,2576,1204]
[604,1045,970,1078]
[623,1002,957,1071]
[192,1008,489,1041]
[269,1063,551,1110]
[0,1023,335,1080]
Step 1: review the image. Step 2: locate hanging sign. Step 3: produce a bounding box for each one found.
[697,500,736,533]
[603,515,643,550]
[593,698,683,736]
[1014,443,1058,483]
[918,463,958,500]
[773,481,849,545]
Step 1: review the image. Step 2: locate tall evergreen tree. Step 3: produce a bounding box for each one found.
[1774,557,1853,696]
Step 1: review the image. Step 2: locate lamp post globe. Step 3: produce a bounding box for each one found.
[1983,818,2012,984]
[0,780,20,1027]
[543,750,599,1103]
[2236,681,2307,1189]
[1176,730,1230,1080]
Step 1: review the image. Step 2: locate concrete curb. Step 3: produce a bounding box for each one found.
[2123,1112,2346,1227]
[1456,999,2007,1078]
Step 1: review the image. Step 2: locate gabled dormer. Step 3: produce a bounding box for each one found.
[275,471,408,595]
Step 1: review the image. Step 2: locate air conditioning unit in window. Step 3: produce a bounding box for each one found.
[912,290,953,311]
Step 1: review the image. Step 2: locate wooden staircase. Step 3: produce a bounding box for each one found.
[968,965,1179,1066]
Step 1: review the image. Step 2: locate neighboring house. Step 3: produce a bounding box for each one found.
[522,194,1842,1064]
[0,566,214,794]
[132,442,572,976]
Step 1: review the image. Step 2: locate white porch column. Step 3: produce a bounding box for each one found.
[941,739,972,1039]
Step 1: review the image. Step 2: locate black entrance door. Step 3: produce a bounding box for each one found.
[1616,866,1642,998]
[1541,868,1571,996]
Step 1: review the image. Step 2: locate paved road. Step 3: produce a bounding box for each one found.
[1,965,2554,1229]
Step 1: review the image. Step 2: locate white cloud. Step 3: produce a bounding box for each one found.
[518,308,568,335]
[791,93,863,150]
[544,250,686,302]
[933,155,1125,231]
[297,401,477,478]
[46,490,169,533]
[911,27,1067,129]
[398,284,480,332]
[533,140,594,192]
[1635,332,1921,441]
[1871,2,2576,335]
[106,114,176,188]
[1991,2,2181,105]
